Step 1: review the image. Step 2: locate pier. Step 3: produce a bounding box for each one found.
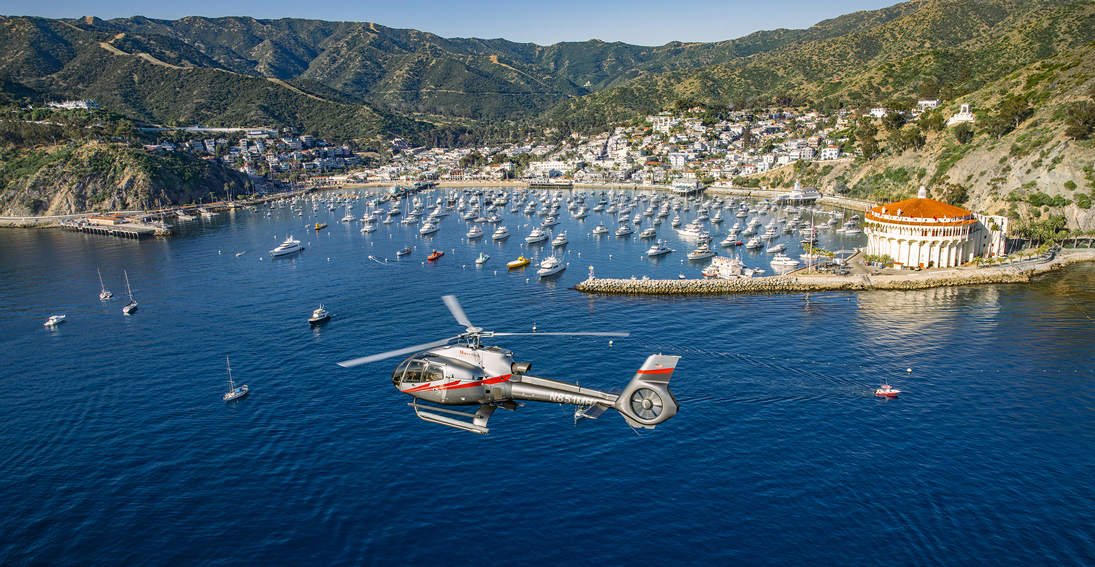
[60,219,162,239]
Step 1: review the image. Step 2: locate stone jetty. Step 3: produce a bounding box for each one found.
[574,250,1095,295]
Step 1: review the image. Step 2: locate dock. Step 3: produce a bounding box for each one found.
[61,219,163,239]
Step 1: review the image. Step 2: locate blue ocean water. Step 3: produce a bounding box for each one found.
[1,189,1094,566]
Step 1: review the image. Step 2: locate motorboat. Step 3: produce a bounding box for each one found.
[314,222,327,231]
[427,249,444,261]
[541,216,560,227]
[525,227,548,243]
[492,226,510,240]
[419,222,440,235]
[270,236,303,257]
[97,268,112,300]
[646,240,674,257]
[475,252,490,265]
[875,383,901,397]
[639,227,657,239]
[360,222,376,233]
[615,224,634,237]
[703,256,753,278]
[770,253,801,267]
[44,314,66,327]
[677,221,706,237]
[507,256,531,269]
[687,243,717,260]
[223,356,249,402]
[536,255,566,277]
[767,243,787,253]
[720,235,742,247]
[592,223,609,235]
[309,305,331,324]
[745,237,764,249]
[396,247,412,257]
[552,231,569,247]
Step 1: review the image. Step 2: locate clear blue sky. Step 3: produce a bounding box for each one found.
[4,0,899,45]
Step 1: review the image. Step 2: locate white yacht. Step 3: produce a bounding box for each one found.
[44,314,66,327]
[771,253,801,267]
[541,216,560,227]
[552,231,569,247]
[467,225,484,239]
[615,224,634,236]
[419,222,440,235]
[360,222,376,233]
[702,256,755,279]
[646,240,674,257]
[745,237,764,249]
[223,356,248,402]
[687,243,717,260]
[270,236,303,257]
[525,227,548,243]
[766,243,787,253]
[592,223,609,235]
[308,305,331,325]
[536,255,566,277]
[677,221,706,237]
[639,227,657,239]
[492,226,510,240]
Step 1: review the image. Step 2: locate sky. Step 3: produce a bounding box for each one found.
[2,0,900,46]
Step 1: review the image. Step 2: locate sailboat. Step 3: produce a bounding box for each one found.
[223,356,249,402]
[122,270,138,314]
[98,269,112,300]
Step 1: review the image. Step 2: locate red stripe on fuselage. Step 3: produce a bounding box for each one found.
[637,367,674,375]
[400,374,512,394]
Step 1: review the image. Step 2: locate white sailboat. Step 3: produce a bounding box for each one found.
[98,268,112,300]
[122,270,138,314]
[223,356,249,402]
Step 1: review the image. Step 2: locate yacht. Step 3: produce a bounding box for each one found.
[745,237,764,250]
[592,223,609,235]
[721,235,742,247]
[702,256,755,279]
[467,225,484,239]
[687,243,717,260]
[671,215,682,227]
[270,236,303,257]
[676,221,706,237]
[771,253,801,267]
[44,314,66,327]
[309,305,331,324]
[419,222,440,235]
[122,270,138,315]
[492,226,511,240]
[536,255,566,277]
[525,227,548,243]
[97,268,112,300]
[223,357,249,403]
[541,216,560,228]
[646,240,675,257]
[360,222,376,233]
[639,227,657,239]
[552,231,569,247]
[766,243,787,253]
[615,224,634,236]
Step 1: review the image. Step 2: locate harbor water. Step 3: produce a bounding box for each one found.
[1,188,1094,565]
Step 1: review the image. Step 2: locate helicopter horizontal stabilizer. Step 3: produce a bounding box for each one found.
[409,402,495,434]
[575,403,611,420]
[614,354,681,429]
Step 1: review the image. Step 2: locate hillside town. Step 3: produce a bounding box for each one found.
[134,101,959,191]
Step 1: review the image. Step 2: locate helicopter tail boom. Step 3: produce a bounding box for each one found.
[613,354,681,429]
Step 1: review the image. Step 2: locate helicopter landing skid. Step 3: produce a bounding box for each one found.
[409,402,496,434]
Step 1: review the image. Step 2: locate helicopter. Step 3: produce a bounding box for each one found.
[337,295,680,434]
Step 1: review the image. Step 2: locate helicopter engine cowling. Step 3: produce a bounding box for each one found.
[613,354,681,429]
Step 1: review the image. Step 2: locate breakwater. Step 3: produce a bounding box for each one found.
[573,252,1095,295]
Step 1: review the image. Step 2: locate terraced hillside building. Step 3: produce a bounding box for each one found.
[864,186,1007,268]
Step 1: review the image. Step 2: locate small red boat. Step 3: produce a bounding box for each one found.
[875,383,901,397]
[427,249,444,261]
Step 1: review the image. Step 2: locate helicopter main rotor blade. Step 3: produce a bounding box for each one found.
[337,336,460,368]
[442,295,474,329]
[492,332,631,337]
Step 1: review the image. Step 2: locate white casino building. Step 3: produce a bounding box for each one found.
[864,186,1007,268]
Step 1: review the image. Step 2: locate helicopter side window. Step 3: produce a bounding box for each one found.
[423,364,444,383]
[394,359,428,384]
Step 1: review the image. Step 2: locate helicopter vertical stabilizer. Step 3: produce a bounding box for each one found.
[613,354,681,429]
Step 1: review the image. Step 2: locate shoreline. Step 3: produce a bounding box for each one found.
[573,249,1095,295]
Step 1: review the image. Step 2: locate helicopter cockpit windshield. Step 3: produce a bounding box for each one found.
[392,354,485,386]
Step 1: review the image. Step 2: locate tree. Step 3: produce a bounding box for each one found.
[882,111,906,132]
[953,122,974,144]
[1064,99,1095,140]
